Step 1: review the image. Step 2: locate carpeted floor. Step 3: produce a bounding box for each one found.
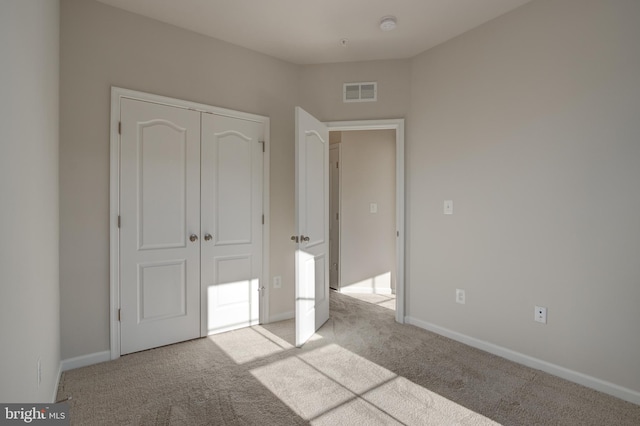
[57,291,640,425]
[340,292,396,310]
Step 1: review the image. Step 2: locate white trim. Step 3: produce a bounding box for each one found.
[261,120,271,326]
[110,87,270,360]
[52,362,62,403]
[61,351,111,372]
[329,143,342,290]
[111,87,268,123]
[268,311,295,323]
[325,119,405,324]
[340,286,393,295]
[405,316,640,406]
[337,143,342,291]
[109,89,121,360]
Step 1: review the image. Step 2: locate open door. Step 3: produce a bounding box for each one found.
[294,107,330,347]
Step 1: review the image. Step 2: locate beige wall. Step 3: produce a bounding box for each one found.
[299,60,411,122]
[59,0,299,359]
[0,0,60,402]
[339,130,396,293]
[407,0,640,392]
[55,0,640,399]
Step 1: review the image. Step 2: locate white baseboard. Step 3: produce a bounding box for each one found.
[405,316,640,406]
[268,311,294,323]
[339,287,393,295]
[61,351,111,372]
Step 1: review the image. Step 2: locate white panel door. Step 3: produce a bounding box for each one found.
[201,113,263,334]
[294,107,330,347]
[120,98,201,355]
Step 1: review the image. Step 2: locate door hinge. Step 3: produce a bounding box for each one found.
[397,230,400,237]
[262,214,264,225]
[118,309,121,321]
[117,215,121,228]
[336,212,339,220]
[336,161,339,168]
[259,140,265,152]
[118,121,121,135]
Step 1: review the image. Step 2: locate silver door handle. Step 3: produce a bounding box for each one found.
[204,234,213,241]
[189,234,198,242]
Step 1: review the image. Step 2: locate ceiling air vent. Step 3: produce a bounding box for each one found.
[343,82,377,103]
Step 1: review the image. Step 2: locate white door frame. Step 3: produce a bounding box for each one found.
[328,143,341,290]
[109,87,270,360]
[325,119,405,324]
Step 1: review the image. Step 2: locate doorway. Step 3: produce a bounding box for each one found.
[329,129,397,308]
[292,111,405,344]
[326,120,405,323]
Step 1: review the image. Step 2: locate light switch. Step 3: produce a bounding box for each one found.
[370,203,378,214]
[444,200,453,215]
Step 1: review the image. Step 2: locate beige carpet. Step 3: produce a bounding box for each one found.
[340,292,396,311]
[57,291,640,425]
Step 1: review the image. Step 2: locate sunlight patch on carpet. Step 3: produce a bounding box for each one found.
[208,326,292,364]
[299,344,396,394]
[251,343,499,425]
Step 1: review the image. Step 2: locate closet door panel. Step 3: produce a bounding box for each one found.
[214,130,253,244]
[119,98,201,355]
[201,114,263,334]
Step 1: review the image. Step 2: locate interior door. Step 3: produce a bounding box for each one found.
[294,107,330,347]
[119,98,201,355]
[201,113,264,334]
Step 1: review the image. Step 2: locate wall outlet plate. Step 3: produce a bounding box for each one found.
[535,306,547,324]
[456,288,465,304]
[273,276,282,289]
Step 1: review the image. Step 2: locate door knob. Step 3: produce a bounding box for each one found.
[291,235,299,243]
[189,234,198,242]
[301,235,310,242]
[204,234,213,241]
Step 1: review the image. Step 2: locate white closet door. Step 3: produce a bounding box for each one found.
[201,113,263,334]
[119,98,201,355]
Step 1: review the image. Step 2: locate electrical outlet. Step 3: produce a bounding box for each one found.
[273,276,282,289]
[535,306,547,324]
[456,289,465,304]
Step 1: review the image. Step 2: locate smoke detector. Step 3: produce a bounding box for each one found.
[379,16,397,31]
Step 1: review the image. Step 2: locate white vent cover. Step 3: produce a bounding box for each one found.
[343,82,377,103]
